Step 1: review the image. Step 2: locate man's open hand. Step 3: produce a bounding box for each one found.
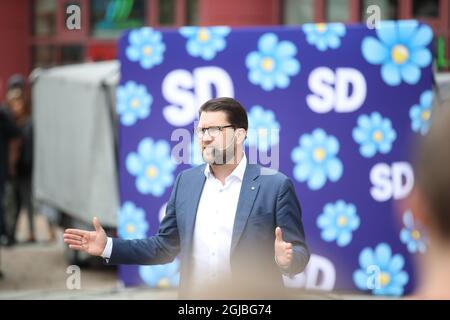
[63,217,107,256]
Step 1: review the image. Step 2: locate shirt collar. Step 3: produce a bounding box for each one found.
[204,153,247,181]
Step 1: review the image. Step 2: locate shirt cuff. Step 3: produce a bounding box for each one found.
[101,237,113,259]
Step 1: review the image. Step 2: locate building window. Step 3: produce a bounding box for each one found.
[159,0,175,26]
[283,0,314,25]
[361,0,398,21]
[413,0,439,18]
[33,0,56,36]
[32,45,56,69]
[186,0,199,25]
[327,0,349,22]
[90,0,146,39]
[61,45,84,64]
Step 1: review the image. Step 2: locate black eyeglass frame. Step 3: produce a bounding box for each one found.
[194,125,235,137]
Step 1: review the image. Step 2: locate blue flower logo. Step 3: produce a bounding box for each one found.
[126,27,165,69]
[317,200,360,247]
[139,259,180,288]
[118,201,149,240]
[291,129,343,190]
[126,138,176,197]
[352,112,397,158]
[400,210,427,254]
[353,243,409,296]
[303,23,346,51]
[410,90,433,135]
[116,81,152,126]
[245,33,300,91]
[246,105,280,151]
[361,20,433,86]
[179,26,231,60]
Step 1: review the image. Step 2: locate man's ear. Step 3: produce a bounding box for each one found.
[236,129,247,144]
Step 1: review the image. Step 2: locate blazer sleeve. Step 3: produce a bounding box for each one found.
[107,172,182,265]
[275,177,310,276]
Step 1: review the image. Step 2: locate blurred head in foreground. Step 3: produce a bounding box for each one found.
[406,101,450,299]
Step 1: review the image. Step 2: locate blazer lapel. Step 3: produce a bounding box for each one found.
[230,164,260,255]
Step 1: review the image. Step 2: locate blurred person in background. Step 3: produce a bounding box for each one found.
[4,75,35,245]
[405,102,450,299]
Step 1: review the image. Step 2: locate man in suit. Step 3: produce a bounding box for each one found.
[0,90,20,246]
[64,97,309,298]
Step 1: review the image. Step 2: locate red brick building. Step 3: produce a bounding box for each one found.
[0,0,448,98]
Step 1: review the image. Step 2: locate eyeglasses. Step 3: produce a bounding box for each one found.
[194,125,235,138]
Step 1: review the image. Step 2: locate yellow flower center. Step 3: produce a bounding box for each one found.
[158,277,171,289]
[126,224,135,234]
[146,166,158,179]
[142,46,153,56]
[411,229,421,240]
[258,128,268,137]
[421,110,431,121]
[198,28,210,42]
[316,23,327,33]
[130,98,140,109]
[313,148,326,162]
[337,215,348,227]
[373,130,383,142]
[261,58,275,72]
[378,272,391,287]
[391,45,409,64]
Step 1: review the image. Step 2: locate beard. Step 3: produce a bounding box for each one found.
[202,143,236,165]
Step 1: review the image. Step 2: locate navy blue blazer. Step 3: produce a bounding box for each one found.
[109,163,310,296]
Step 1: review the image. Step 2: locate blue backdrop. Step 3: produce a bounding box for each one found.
[116,21,434,296]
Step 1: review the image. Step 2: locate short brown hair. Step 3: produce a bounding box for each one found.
[199,97,248,130]
[414,103,450,239]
